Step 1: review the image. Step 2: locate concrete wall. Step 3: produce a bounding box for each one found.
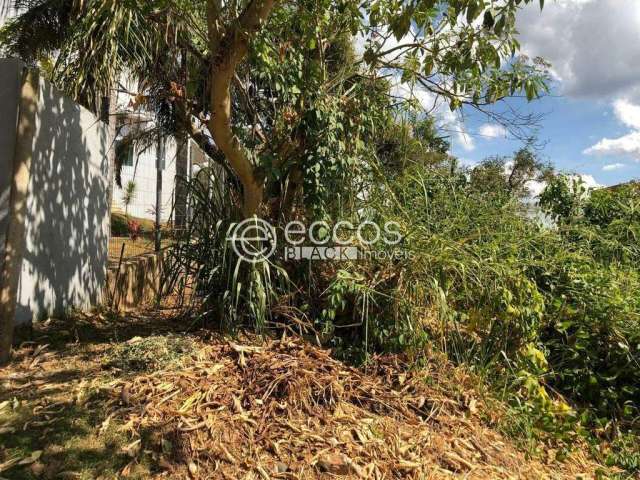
[106,251,165,311]
[1,59,111,324]
[0,59,22,277]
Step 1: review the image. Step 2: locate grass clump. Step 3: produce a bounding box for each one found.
[106,334,194,372]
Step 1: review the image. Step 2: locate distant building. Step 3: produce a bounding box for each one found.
[2,5,214,229]
[109,77,211,227]
[604,180,640,192]
[0,2,17,28]
[110,128,208,226]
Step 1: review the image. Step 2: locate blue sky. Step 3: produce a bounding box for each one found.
[452,92,640,187]
[448,0,640,188]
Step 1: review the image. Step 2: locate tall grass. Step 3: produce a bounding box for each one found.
[316,162,640,438]
[163,160,640,471]
[162,166,289,331]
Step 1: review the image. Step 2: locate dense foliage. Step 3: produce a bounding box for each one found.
[314,163,640,469]
[3,0,639,473]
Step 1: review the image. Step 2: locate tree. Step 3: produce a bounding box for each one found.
[470,147,551,199]
[0,0,550,353]
[2,0,548,219]
[538,174,588,224]
[375,115,451,174]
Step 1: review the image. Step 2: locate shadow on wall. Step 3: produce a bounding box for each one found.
[9,63,110,324]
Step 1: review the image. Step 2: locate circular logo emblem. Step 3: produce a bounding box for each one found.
[228,218,277,263]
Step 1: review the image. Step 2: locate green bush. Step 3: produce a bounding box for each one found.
[316,162,640,441]
[111,212,130,236]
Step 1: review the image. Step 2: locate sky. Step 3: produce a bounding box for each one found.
[448,0,640,187]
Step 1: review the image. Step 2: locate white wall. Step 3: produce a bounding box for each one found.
[0,1,17,27]
[0,60,111,324]
[110,77,183,224]
[111,137,179,223]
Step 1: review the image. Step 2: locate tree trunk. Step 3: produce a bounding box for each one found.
[208,71,264,217]
[0,68,39,365]
[207,0,277,218]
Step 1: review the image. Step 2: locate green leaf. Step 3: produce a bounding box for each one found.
[495,15,506,35]
[483,9,495,29]
[466,1,480,24]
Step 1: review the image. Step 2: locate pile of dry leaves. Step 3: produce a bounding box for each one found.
[111,335,601,479]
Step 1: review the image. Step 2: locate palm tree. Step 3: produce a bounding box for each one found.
[1,0,275,216]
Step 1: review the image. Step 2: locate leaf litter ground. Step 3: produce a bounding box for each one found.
[1,309,605,479]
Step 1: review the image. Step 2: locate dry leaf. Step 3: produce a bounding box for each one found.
[18,450,43,466]
[317,453,355,475]
[30,461,45,477]
[122,439,141,458]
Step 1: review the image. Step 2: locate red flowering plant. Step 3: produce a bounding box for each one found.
[127,220,142,241]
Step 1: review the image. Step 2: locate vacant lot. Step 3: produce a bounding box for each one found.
[0,310,606,479]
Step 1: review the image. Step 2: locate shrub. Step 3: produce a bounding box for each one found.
[317,162,640,436]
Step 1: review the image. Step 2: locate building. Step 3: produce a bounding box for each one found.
[0,1,17,28]
[110,133,210,226]
[2,5,205,229]
[605,180,640,192]
[108,76,212,235]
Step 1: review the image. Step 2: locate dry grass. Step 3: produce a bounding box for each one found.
[108,237,175,262]
[1,311,608,479]
[0,309,182,479]
[111,334,604,479]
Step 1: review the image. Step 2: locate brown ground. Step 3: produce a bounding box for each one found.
[0,310,606,479]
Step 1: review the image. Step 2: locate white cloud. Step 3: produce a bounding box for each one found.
[577,174,601,190]
[585,131,640,159]
[525,179,546,198]
[613,99,640,130]
[517,0,640,101]
[390,83,433,109]
[390,81,475,152]
[585,98,640,161]
[478,123,507,139]
[354,25,419,63]
[516,2,640,173]
[457,131,476,151]
[525,174,601,205]
[458,157,478,168]
[353,33,367,57]
[602,163,626,171]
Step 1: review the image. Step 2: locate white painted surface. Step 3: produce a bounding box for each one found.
[111,138,179,223]
[0,60,111,324]
[0,0,17,27]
